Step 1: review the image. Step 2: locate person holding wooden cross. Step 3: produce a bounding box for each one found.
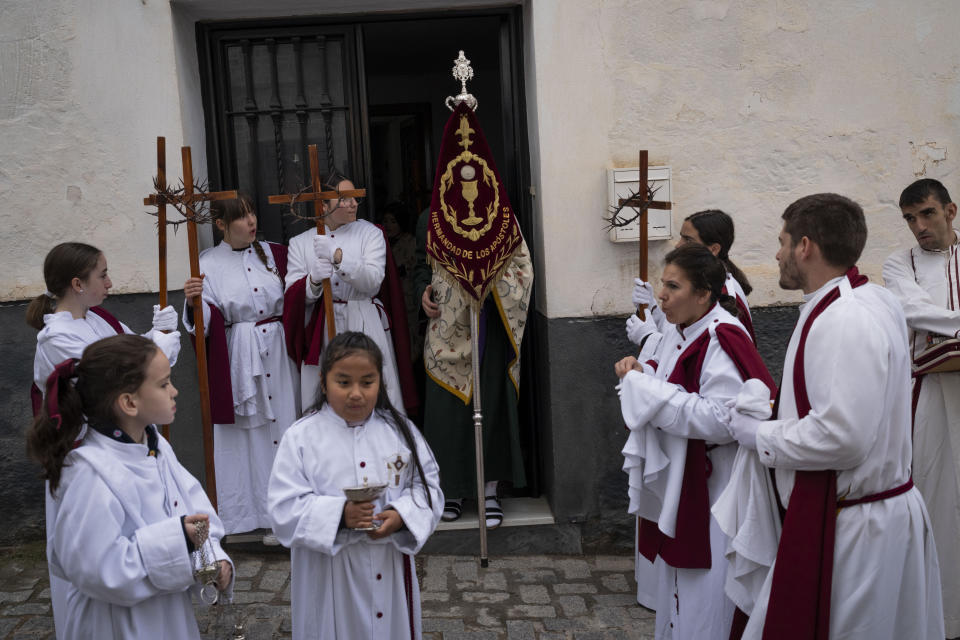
[181,194,300,546]
[285,171,408,414]
[616,244,774,639]
[26,241,182,637]
[627,209,756,353]
[882,178,960,638]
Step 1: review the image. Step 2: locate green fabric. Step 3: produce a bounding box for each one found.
[412,208,432,305]
[422,308,526,498]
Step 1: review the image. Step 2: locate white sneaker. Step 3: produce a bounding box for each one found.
[262,531,280,546]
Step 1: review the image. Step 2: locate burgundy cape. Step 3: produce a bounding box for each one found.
[30,306,124,417]
[190,242,289,425]
[638,318,777,568]
[282,225,419,416]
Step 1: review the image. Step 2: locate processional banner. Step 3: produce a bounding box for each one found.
[426,101,523,306]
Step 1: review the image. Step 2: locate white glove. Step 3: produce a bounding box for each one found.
[310,256,334,284]
[725,398,763,450]
[313,234,336,262]
[152,330,182,367]
[152,304,179,332]
[625,313,658,346]
[632,278,656,308]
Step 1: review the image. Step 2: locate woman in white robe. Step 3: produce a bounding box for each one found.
[183,195,300,540]
[285,174,406,412]
[268,331,443,640]
[616,245,775,639]
[27,334,233,640]
[26,242,181,639]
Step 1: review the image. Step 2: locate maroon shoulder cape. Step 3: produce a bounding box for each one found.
[30,306,125,417]
[638,316,777,568]
[191,242,289,425]
[281,226,419,416]
[760,267,867,640]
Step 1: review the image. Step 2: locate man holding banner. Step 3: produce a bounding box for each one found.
[414,100,534,530]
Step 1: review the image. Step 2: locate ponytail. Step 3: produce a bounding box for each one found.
[26,243,102,330]
[26,359,85,492]
[26,335,158,494]
[723,259,753,297]
[717,292,740,318]
[685,209,752,296]
[26,293,57,330]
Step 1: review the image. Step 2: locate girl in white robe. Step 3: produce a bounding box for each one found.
[625,212,758,612]
[26,241,181,639]
[183,195,300,541]
[268,331,443,640]
[616,245,775,640]
[26,334,233,640]
[285,173,406,412]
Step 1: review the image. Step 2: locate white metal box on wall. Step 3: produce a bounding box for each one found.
[607,167,672,243]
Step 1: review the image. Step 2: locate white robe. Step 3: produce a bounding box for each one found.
[183,241,300,534]
[883,237,960,637]
[33,309,160,639]
[48,428,233,640]
[633,279,753,614]
[287,220,405,413]
[741,275,943,639]
[620,304,749,639]
[268,404,443,640]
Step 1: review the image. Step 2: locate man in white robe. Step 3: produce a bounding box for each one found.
[726,193,943,639]
[882,177,960,638]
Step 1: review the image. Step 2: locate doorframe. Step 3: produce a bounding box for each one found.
[195,5,542,493]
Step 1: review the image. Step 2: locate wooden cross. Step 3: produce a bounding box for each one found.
[143,143,238,510]
[267,144,365,341]
[618,150,672,319]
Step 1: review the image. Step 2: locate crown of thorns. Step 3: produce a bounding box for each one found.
[603,183,662,231]
[144,178,218,231]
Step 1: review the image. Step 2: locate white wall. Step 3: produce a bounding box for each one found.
[0,0,194,301]
[5,0,957,316]
[526,0,960,318]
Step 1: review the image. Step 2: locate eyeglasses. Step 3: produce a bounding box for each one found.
[334,197,363,208]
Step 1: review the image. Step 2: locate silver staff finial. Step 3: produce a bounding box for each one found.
[445,50,478,112]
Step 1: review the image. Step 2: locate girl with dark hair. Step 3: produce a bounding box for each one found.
[628,209,757,346]
[29,242,181,411]
[268,331,442,640]
[285,172,411,415]
[181,194,299,545]
[27,242,181,637]
[28,335,233,639]
[615,245,774,638]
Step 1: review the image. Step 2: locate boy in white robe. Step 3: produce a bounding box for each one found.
[882,178,960,638]
[726,193,943,639]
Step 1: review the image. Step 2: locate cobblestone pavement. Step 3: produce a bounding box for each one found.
[0,544,654,639]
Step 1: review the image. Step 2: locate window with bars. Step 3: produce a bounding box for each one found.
[199,25,367,243]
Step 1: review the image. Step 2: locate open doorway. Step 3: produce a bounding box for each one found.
[197,8,543,524]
